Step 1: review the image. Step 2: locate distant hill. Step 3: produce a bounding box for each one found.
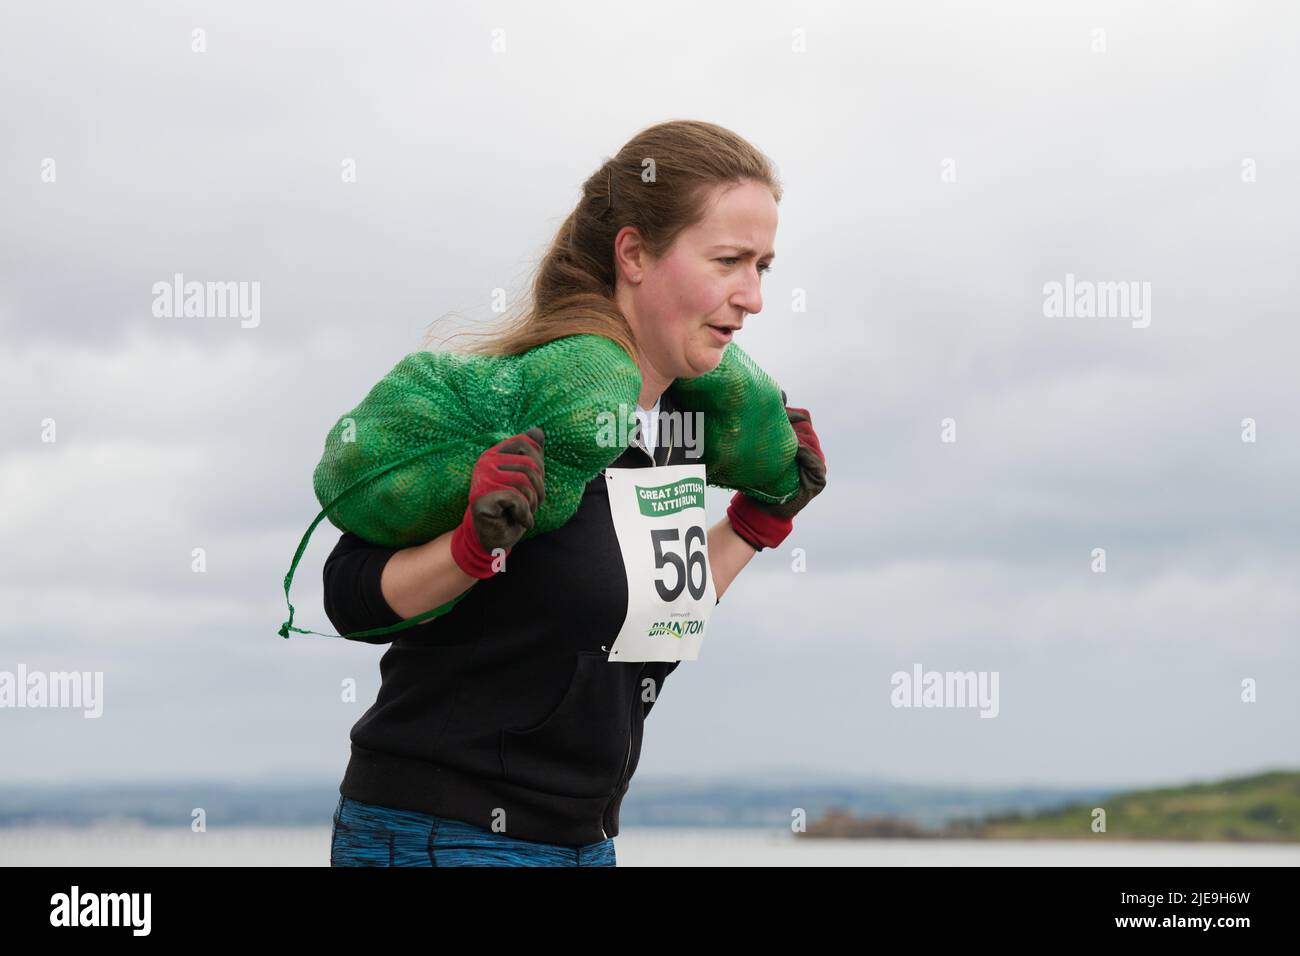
[621,775,1107,829]
[804,769,1300,842]
[977,769,1300,842]
[0,773,1105,829]
[0,784,338,828]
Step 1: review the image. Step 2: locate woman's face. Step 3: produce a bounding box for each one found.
[615,178,778,387]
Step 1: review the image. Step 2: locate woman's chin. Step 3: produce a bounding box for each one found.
[681,345,726,379]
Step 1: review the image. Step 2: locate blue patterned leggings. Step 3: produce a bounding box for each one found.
[329,795,617,867]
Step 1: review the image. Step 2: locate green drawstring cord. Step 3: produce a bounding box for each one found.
[278,436,479,640]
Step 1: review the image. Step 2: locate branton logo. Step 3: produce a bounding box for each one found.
[646,619,706,639]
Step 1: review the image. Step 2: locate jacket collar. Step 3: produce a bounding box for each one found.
[615,386,681,468]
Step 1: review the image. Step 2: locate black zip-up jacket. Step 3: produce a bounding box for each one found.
[322,385,717,845]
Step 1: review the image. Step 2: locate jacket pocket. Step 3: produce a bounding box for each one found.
[500,650,635,798]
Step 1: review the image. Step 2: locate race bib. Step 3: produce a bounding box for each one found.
[603,463,715,662]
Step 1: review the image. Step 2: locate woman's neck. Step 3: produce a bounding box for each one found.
[636,364,670,410]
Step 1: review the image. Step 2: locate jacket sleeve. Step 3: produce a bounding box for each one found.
[322,531,405,643]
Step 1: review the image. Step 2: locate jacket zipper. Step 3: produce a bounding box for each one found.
[602,672,640,838]
[602,413,671,838]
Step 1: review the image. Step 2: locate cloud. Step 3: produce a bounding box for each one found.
[1,0,1296,787]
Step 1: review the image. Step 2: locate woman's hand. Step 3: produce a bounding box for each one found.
[450,427,546,577]
[725,393,826,551]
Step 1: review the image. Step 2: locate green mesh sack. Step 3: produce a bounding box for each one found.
[670,341,798,501]
[279,333,799,640]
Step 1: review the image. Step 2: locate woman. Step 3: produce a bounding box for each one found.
[324,120,827,866]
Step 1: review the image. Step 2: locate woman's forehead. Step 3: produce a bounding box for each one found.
[692,183,778,244]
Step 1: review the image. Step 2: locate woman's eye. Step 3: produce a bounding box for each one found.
[718,257,772,275]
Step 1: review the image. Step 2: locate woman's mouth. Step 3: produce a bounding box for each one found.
[707,324,735,344]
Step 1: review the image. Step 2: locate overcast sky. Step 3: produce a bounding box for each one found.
[2,0,1297,791]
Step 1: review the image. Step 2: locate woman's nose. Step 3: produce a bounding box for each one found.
[738,274,763,315]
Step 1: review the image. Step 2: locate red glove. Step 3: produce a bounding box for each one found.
[450,427,546,578]
[726,394,827,552]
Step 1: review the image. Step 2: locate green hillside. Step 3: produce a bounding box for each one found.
[976,769,1300,842]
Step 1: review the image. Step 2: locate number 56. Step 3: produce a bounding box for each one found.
[650,526,707,601]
